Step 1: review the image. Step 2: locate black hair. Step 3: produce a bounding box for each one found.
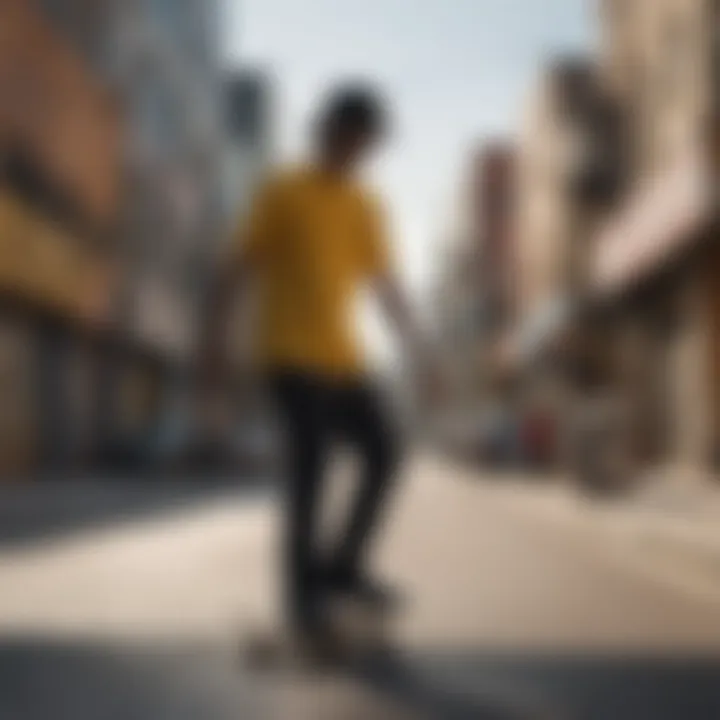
[317,83,389,142]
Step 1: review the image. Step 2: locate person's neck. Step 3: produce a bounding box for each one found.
[315,152,351,180]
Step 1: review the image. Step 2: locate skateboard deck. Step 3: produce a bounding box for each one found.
[243,599,394,673]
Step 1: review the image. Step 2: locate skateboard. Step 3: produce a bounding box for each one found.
[243,598,394,673]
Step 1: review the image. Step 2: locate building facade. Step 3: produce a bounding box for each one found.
[590,0,719,472]
[509,53,625,469]
[514,56,621,356]
[222,69,274,374]
[0,0,122,476]
[474,144,517,338]
[432,141,518,449]
[107,0,224,461]
[0,0,226,475]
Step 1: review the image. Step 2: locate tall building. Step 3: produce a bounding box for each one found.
[589,0,719,470]
[514,55,621,357]
[223,69,273,223]
[0,0,122,475]
[0,0,226,474]
[433,141,517,421]
[221,69,274,377]
[507,54,624,468]
[78,0,226,464]
[472,143,517,337]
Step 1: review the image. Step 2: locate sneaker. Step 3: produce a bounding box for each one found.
[325,571,403,613]
[291,621,354,669]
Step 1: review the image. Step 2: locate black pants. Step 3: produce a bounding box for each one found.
[270,371,399,630]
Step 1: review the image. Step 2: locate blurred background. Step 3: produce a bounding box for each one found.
[4,0,720,718]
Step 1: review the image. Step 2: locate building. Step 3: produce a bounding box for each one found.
[588,0,719,472]
[508,53,624,468]
[432,141,517,449]
[473,143,517,339]
[0,0,226,475]
[221,69,274,377]
[514,56,622,359]
[0,0,122,476]
[222,69,273,223]
[55,0,226,466]
[112,0,222,455]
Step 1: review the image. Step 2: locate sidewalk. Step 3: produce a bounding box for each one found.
[630,465,720,519]
[498,465,720,603]
[4,457,720,718]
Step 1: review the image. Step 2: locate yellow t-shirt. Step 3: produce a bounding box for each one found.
[232,166,391,377]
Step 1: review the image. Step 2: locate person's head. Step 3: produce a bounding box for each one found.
[315,82,389,173]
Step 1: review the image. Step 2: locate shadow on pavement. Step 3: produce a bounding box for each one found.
[352,649,551,719]
[0,637,543,720]
[353,647,720,720]
[3,636,720,719]
[0,636,261,720]
[0,479,272,550]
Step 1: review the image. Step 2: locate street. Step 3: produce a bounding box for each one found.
[2,457,720,719]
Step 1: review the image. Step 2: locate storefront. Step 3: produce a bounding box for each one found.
[0,189,115,476]
[0,0,121,478]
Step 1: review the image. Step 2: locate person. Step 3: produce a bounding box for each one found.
[201,83,440,650]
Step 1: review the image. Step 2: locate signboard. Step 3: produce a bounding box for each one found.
[591,148,712,297]
[0,0,121,227]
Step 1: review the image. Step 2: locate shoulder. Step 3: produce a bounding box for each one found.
[253,165,309,204]
[267,165,317,193]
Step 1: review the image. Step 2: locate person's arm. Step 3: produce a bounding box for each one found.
[363,197,443,402]
[198,177,280,394]
[372,271,444,406]
[373,272,431,368]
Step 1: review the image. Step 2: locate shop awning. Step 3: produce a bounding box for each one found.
[590,148,714,298]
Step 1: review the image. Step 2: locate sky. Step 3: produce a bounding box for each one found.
[222,0,593,360]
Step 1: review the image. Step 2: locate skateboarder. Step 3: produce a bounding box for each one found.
[201,83,440,652]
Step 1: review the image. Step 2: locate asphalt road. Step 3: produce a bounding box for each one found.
[2,456,720,719]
